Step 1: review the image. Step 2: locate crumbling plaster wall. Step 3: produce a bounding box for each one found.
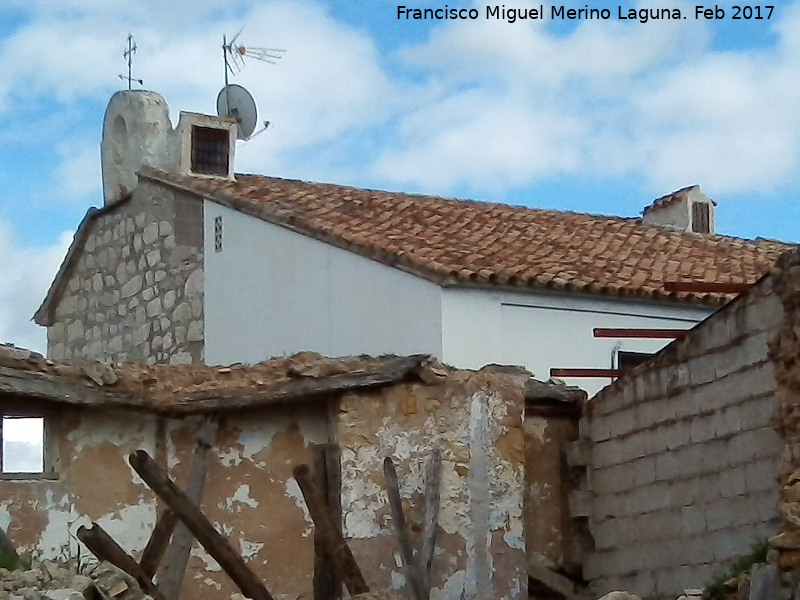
[338,369,529,600]
[0,403,330,600]
[47,180,204,365]
[586,273,784,599]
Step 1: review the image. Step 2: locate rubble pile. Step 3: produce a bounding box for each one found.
[0,561,150,600]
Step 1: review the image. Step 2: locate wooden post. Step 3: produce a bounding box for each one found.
[159,416,218,600]
[76,523,166,600]
[312,444,343,600]
[140,510,178,578]
[383,457,425,600]
[128,450,274,600]
[292,464,369,596]
[420,451,442,596]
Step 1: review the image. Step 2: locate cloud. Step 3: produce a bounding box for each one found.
[0,220,72,354]
[369,0,800,197]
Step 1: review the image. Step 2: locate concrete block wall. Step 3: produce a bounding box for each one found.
[586,277,785,599]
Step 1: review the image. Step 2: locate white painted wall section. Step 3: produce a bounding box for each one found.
[204,202,443,365]
[442,288,713,395]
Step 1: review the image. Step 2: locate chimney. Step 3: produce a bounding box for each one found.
[101,91,238,206]
[642,185,716,234]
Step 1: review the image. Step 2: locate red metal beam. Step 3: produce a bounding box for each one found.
[593,328,687,339]
[663,281,752,294]
[550,368,625,378]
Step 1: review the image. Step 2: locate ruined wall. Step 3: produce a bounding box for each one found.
[586,274,785,599]
[338,369,528,600]
[0,403,329,600]
[47,180,204,365]
[767,248,800,581]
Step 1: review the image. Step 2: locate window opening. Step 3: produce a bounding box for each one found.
[191,127,229,176]
[617,351,653,372]
[1,416,44,474]
[691,202,710,233]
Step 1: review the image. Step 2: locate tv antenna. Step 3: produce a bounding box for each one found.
[222,28,284,85]
[118,34,143,90]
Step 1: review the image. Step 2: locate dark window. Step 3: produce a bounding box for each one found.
[214,215,223,253]
[617,351,653,372]
[1,416,48,478]
[191,127,229,175]
[691,202,710,233]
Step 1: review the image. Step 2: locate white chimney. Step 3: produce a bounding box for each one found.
[642,185,716,234]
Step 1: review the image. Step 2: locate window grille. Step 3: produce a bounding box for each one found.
[191,126,229,176]
[214,216,223,253]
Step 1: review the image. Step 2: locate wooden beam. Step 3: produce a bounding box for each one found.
[128,450,274,600]
[524,379,587,404]
[593,328,687,339]
[420,451,442,597]
[549,368,625,378]
[663,281,751,294]
[312,444,342,600]
[0,366,139,409]
[159,416,218,600]
[383,457,425,600]
[139,510,178,579]
[164,355,429,414]
[292,464,369,596]
[76,523,165,600]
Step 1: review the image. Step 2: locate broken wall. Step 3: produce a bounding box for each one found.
[586,274,785,599]
[338,369,529,600]
[44,180,204,365]
[0,402,330,600]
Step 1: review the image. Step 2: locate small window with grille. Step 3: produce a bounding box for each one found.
[691,202,710,233]
[214,215,223,253]
[191,126,229,176]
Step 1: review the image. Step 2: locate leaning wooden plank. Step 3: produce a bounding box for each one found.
[128,450,274,600]
[159,416,218,600]
[420,450,442,597]
[0,526,18,563]
[139,509,178,579]
[311,445,341,600]
[383,457,424,600]
[76,523,166,600]
[293,464,369,596]
[164,355,429,414]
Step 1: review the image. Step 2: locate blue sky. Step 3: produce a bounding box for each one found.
[1,0,799,352]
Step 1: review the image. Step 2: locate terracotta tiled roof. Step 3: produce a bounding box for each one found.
[142,168,791,305]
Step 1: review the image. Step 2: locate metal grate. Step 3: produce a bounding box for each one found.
[214,216,223,253]
[191,126,229,175]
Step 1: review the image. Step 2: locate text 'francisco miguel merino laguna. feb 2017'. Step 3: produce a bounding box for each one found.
[396,5,775,23]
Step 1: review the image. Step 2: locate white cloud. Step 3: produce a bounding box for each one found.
[0,221,72,354]
[56,141,102,199]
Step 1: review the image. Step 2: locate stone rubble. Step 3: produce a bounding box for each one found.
[0,561,151,600]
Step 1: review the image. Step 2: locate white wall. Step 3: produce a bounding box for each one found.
[441,288,713,395]
[203,202,443,366]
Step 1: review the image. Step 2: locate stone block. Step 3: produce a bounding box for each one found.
[146,297,162,318]
[187,320,203,342]
[142,222,159,245]
[121,275,143,299]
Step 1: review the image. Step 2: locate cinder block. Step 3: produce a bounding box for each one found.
[632,456,657,487]
[684,535,715,564]
[566,439,592,467]
[689,416,716,444]
[744,458,780,494]
[719,467,747,499]
[705,501,734,531]
[681,504,706,535]
[700,438,732,473]
[738,394,777,430]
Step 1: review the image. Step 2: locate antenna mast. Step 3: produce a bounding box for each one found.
[118,34,143,90]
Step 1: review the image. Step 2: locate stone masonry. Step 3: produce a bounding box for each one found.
[585,272,785,599]
[43,179,204,365]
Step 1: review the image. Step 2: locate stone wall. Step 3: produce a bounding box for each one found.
[767,248,800,583]
[46,179,204,365]
[585,274,785,599]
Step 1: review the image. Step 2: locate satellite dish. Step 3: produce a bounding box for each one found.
[216,84,258,140]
